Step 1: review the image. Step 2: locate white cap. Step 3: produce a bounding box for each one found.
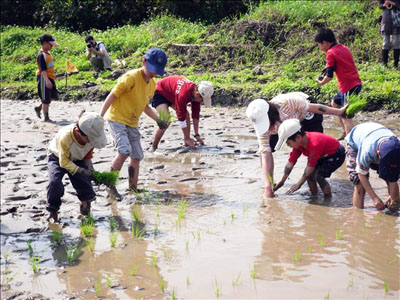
[246,99,270,136]
[78,112,107,149]
[198,81,214,107]
[275,119,302,151]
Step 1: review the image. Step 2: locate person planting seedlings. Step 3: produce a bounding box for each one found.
[273,119,345,198]
[150,76,214,151]
[46,112,107,221]
[100,48,168,199]
[345,122,400,211]
[246,92,347,199]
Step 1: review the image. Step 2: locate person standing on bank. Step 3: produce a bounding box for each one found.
[315,28,362,140]
[100,48,168,200]
[85,35,113,74]
[379,0,400,68]
[150,76,214,151]
[34,34,59,122]
[246,92,348,199]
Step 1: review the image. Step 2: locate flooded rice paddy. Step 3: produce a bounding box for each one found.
[1,100,399,299]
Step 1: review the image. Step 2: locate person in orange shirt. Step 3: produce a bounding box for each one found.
[35,34,59,122]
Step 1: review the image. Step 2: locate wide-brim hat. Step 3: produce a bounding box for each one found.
[275,118,302,151]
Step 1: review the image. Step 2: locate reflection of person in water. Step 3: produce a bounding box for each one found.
[345,122,400,212]
[273,119,345,198]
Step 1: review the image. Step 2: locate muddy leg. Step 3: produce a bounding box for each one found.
[316,174,332,198]
[307,174,318,196]
[43,103,52,122]
[128,159,140,191]
[34,104,42,119]
[152,128,167,151]
[353,183,366,209]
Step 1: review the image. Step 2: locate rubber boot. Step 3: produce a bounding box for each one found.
[382,49,389,66]
[394,49,399,68]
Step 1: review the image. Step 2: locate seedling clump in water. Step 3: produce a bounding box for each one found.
[92,170,119,187]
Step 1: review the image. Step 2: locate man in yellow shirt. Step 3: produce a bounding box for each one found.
[100,48,168,200]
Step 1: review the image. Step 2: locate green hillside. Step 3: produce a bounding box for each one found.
[1,1,399,111]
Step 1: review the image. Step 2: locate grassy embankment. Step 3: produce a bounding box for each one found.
[1,1,399,110]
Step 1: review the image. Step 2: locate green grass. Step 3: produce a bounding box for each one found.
[1,2,399,111]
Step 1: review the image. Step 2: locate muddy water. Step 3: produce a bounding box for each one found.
[1,100,399,299]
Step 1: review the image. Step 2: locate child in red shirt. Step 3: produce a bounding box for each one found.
[274,119,345,198]
[150,76,213,151]
[315,28,362,140]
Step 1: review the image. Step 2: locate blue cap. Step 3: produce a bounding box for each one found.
[378,136,400,182]
[144,48,167,76]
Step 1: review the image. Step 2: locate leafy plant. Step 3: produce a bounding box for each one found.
[26,240,34,257]
[131,209,140,223]
[109,232,118,247]
[80,222,94,238]
[158,109,175,124]
[29,255,41,273]
[66,245,81,263]
[131,224,145,239]
[384,281,389,293]
[92,170,119,187]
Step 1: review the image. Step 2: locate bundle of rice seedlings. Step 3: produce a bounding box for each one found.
[158,110,175,123]
[92,171,119,187]
[345,94,367,118]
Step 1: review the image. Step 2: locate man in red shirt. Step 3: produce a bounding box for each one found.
[315,28,362,140]
[273,119,345,198]
[150,76,214,151]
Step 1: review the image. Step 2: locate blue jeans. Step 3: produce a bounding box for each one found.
[46,154,95,213]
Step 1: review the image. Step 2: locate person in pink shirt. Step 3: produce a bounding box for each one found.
[273,119,345,198]
[315,28,362,140]
[150,76,214,151]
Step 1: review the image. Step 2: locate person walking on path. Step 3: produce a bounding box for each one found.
[100,48,168,200]
[315,28,362,140]
[150,76,214,151]
[34,34,59,122]
[246,92,347,199]
[46,112,107,222]
[379,0,400,68]
[345,122,399,212]
[273,119,345,198]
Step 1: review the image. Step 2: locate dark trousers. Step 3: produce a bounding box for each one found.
[46,154,95,213]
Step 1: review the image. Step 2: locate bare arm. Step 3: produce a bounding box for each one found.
[316,76,332,86]
[143,105,159,122]
[308,103,347,117]
[260,151,275,198]
[100,93,117,117]
[274,161,295,191]
[286,165,314,194]
[41,70,53,89]
[358,173,385,209]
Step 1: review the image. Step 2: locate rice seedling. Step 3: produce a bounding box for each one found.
[232,273,241,287]
[86,213,95,226]
[324,291,330,299]
[335,229,344,240]
[1,271,15,286]
[384,281,389,293]
[152,255,157,267]
[294,251,301,263]
[131,224,145,239]
[129,264,139,276]
[172,288,176,300]
[26,240,34,257]
[131,209,140,223]
[250,263,256,279]
[105,276,112,288]
[185,240,189,251]
[109,217,116,232]
[186,275,190,286]
[231,212,235,223]
[307,246,314,253]
[95,278,101,296]
[215,279,221,298]
[156,205,160,219]
[66,245,81,263]
[318,233,327,247]
[160,278,165,292]
[92,170,119,187]
[177,200,187,225]
[52,229,62,245]
[158,109,175,124]
[29,255,41,273]
[80,221,94,238]
[2,249,10,264]
[345,94,367,118]
[86,237,94,252]
[154,224,160,237]
[109,232,118,247]
[197,229,201,240]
